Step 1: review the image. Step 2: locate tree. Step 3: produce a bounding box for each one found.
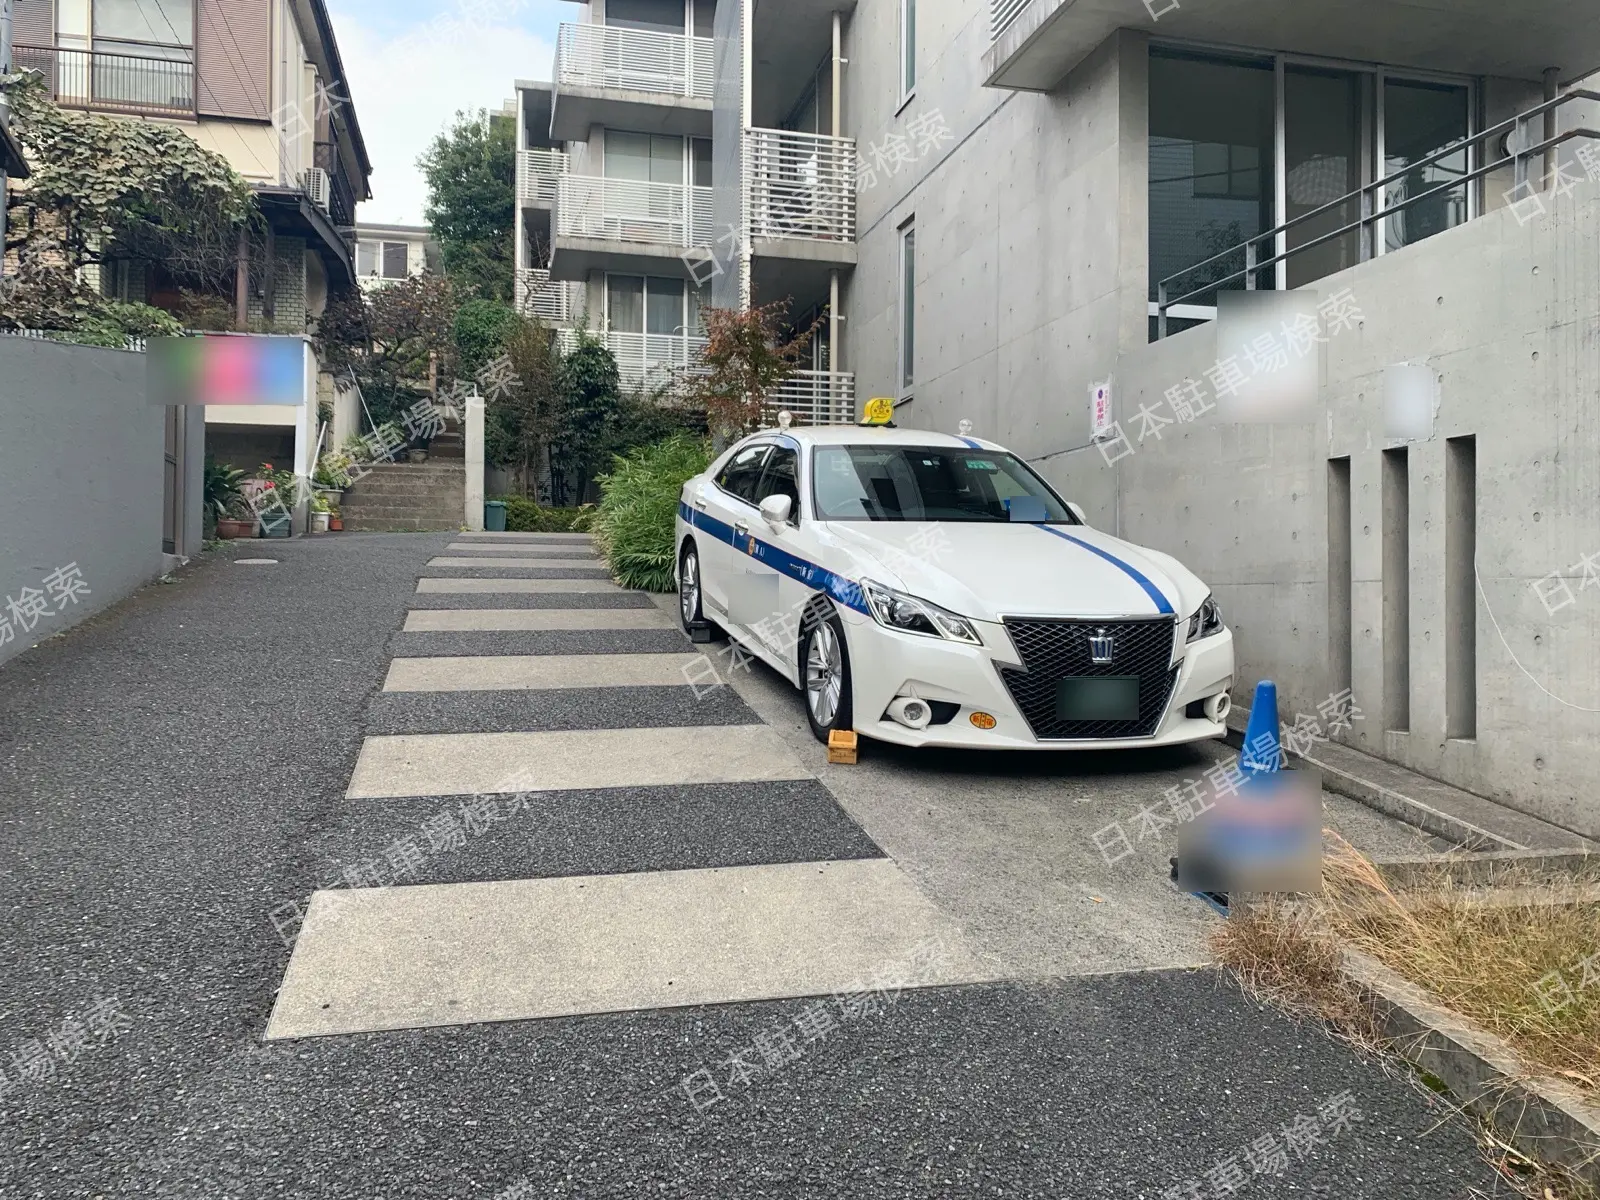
[317,273,460,432]
[419,110,516,304]
[490,314,567,497]
[686,301,823,439]
[453,298,518,380]
[559,333,623,504]
[1,71,257,333]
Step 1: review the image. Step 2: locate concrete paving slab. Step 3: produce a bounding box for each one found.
[402,608,676,631]
[406,592,654,610]
[445,543,598,555]
[426,556,605,568]
[389,630,692,658]
[417,578,622,594]
[345,724,814,799]
[455,532,592,542]
[264,857,996,1039]
[382,653,703,692]
[365,686,759,736]
[419,566,616,580]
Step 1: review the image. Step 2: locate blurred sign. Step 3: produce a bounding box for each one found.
[1090,379,1113,440]
[150,336,309,406]
[862,396,895,426]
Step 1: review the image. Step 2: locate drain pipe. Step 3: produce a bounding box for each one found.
[1543,66,1561,190]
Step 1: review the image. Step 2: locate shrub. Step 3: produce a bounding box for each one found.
[453,298,518,380]
[589,434,711,592]
[492,496,585,533]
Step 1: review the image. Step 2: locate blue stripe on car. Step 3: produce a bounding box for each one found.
[678,501,871,614]
[957,436,982,449]
[1034,524,1175,615]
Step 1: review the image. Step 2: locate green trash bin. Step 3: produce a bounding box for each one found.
[484,500,507,532]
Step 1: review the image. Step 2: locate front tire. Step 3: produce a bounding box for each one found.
[679,540,707,635]
[802,608,854,743]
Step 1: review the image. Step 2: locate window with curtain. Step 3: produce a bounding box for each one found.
[605,130,686,183]
[606,0,685,35]
[608,275,699,335]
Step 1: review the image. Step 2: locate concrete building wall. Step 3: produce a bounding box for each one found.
[1106,185,1600,839]
[843,14,1148,527]
[0,339,168,669]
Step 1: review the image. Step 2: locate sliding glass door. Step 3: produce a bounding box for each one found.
[1283,66,1371,289]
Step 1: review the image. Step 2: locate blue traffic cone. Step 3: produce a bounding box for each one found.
[1238,680,1282,780]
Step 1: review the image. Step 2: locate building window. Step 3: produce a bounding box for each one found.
[358,241,410,279]
[900,0,916,99]
[606,0,685,35]
[382,243,409,279]
[605,274,704,334]
[898,219,915,394]
[1149,47,1473,335]
[56,0,194,109]
[605,130,689,183]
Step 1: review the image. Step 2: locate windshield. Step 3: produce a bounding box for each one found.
[811,445,1079,523]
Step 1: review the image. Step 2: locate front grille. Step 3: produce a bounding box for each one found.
[998,617,1180,740]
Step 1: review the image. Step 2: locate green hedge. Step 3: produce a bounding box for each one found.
[489,497,586,533]
[590,434,711,592]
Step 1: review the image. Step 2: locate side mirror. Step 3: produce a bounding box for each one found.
[1067,502,1087,524]
[759,494,793,527]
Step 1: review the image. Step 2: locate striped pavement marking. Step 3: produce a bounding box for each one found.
[264,857,994,1039]
[345,725,812,799]
[445,543,598,555]
[402,608,677,631]
[426,556,606,568]
[382,652,702,692]
[417,578,622,594]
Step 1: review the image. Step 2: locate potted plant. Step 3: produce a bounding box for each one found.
[216,496,256,540]
[204,458,248,538]
[407,440,429,464]
[315,450,353,506]
[311,495,331,533]
[328,506,344,532]
[253,463,297,538]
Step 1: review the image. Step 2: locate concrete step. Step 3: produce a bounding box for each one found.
[342,517,462,532]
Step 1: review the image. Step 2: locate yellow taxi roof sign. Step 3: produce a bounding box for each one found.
[861,396,896,426]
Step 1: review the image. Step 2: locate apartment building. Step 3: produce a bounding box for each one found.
[11,0,371,330]
[355,222,442,291]
[832,0,1600,835]
[514,0,857,422]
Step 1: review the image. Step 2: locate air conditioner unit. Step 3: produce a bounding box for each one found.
[301,167,331,212]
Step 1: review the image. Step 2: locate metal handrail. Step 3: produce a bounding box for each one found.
[555,175,714,248]
[518,149,570,205]
[1156,88,1600,337]
[515,268,571,324]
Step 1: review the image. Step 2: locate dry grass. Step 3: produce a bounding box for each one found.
[1213,834,1600,1197]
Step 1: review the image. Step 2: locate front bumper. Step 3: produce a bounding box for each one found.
[840,606,1234,751]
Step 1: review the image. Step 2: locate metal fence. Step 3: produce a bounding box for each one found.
[766,371,856,426]
[556,328,707,389]
[555,23,714,100]
[515,269,573,324]
[745,129,856,242]
[555,176,714,249]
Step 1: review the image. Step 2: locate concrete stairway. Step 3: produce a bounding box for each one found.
[341,460,465,532]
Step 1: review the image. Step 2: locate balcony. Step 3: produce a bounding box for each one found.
[14,43,194,119]
[745,129,857,257]
[550,176,714,280]
[984,0,1600,92]
[550,22,714,141]
[518,149,571,208]
[515,269,575,325]
[766,371,857,426]
[557,328,708,390]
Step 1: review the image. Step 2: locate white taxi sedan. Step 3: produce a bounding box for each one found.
[675,423,1234,750]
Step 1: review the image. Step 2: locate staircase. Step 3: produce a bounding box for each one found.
[338,418,469,532]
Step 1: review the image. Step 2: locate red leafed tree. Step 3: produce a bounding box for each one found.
[686,301,823,437]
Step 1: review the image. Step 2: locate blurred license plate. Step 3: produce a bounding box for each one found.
[1055,676,1140,721]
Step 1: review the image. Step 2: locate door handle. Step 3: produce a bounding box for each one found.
[733,520,749,534]
[692,496,708,510]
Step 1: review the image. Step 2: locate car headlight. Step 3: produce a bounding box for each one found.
[861,580,982,645]
[1186,594,1224,642]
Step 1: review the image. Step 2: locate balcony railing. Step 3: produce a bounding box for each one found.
[516,269,574,324]
[990,0,1033,41]
[745,129,856,243]
[313,140,357,230]
[555,22,714,101]
[557,328,708,389]
[555,176,714,249]
[14,43,194,118]
[766,371,856,426]
[518,149,571,205]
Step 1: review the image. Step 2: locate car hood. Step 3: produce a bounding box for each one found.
[818,521,1209,622]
